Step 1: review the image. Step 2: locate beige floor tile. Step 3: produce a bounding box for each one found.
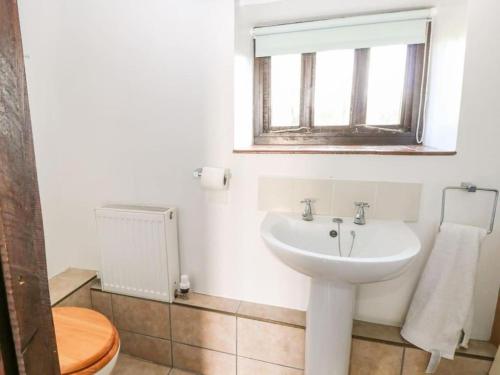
[172,342,236,375]
[349,339,403,375]
[91,290,113,322]
[113,294,170,338]
[112,354,170,374]
[56,282,92,309]
[402,348,492,375]
[237,301,305,328]
[237,318,305,369]
[238,357,303,375]
[173,292,240,314]
[119,330,172,366]
[171,305,236,353]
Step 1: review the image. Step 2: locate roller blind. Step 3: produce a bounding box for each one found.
[253,9,433,57]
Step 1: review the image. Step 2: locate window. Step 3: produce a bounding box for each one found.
[270,54,302,127]
[314,49,354,127]
[253,10,432,146]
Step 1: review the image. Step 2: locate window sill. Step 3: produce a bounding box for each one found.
[233,144,456,155]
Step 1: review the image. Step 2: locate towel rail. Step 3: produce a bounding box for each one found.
[440,182,499,234]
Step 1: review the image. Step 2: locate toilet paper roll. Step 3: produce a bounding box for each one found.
[200,167,228,190]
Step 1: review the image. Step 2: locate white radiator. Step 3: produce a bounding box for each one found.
[95,205,179,302]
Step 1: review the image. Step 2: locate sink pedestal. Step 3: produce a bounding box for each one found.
[305,279,355,375]
[261,213,421,374]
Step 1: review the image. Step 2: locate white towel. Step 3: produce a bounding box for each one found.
[401,222,487,365]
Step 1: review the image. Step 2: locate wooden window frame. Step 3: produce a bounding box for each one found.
[253,31,431,146]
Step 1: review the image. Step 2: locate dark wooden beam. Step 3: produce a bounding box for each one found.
[0,261,18,375]
[300,53,315,128]
[350,48,370,126]
[0,0,60,373]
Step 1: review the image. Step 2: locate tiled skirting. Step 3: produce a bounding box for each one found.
[90,284,495,374]
[50,269,496,375]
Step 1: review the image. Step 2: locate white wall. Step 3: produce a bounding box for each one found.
[18,0,500,340]
[423,0,468,149]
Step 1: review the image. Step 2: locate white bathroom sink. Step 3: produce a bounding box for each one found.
[260,212,421,375]
[261,212,421,284]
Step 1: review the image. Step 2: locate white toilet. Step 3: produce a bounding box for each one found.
[52,307,120,375]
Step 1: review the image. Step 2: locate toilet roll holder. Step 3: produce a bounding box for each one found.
[193,168,231,185]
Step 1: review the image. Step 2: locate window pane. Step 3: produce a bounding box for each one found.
[366,45,407,126]
[314,49,354,126]
[270,54,301,127]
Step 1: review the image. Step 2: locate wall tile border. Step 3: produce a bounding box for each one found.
[50,270,496,374]
[87,280,496,361]
[258,177,422,222]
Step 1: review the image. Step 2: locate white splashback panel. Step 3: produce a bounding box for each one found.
[95,205,179,302]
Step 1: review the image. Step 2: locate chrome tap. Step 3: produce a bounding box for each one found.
[301,199,314,221]
[353,202,370,225]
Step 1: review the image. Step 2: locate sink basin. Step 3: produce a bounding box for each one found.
[261,212,421,284]
[261,212,421,375]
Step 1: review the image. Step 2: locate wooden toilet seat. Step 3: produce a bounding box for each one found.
[52,307,120,374]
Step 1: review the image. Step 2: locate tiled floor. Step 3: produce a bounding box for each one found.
[112,354,196,375]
